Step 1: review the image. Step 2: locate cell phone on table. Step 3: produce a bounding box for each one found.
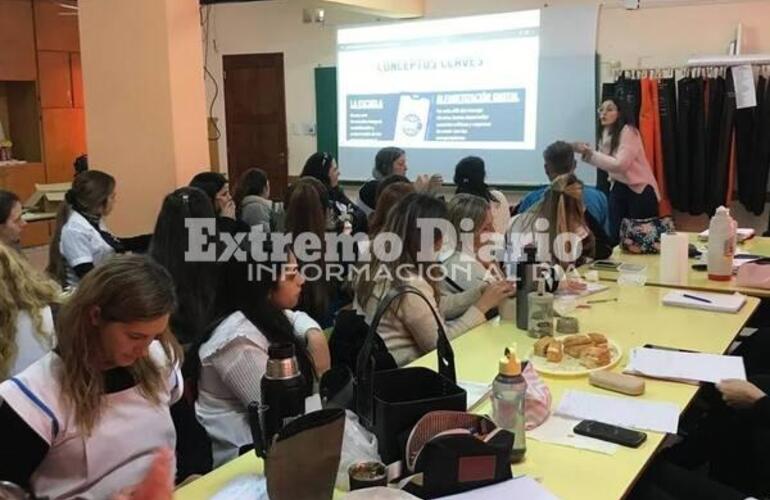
[573,420,647,448]
[592,260,621,270]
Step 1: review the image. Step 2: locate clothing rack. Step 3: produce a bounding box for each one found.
[610,63,770,80]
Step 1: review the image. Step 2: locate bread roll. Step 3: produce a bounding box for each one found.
[546,340,564,363]
[563,334,591,348]
[588,333,608,346]
[565,344,591,358]
[534,336,554,357]
[579,346,611,368]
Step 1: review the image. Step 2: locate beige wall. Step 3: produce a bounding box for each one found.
[80,0,208,234]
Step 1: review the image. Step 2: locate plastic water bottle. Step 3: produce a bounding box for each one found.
[707,206,736,281]
[491,345,527,463]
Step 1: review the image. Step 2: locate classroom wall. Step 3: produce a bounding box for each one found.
[204,0,770,230]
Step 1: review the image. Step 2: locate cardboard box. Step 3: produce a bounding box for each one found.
[24,182,71,214]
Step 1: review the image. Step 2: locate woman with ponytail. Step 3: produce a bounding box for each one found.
[194,245,330,466]
[47,170,151,287]
[508,174,613,268]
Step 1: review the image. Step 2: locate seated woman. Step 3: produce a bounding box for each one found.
[367,176,414,237]
[354,193,513,366]
[284,177,342,327]
[0,189,27,249]
[190,172,249,235]
[150,187,219,347]
[301,152,366,233]
[439,194,505,320]
[453,156,511,236]
[0,255,182,498]
[47,170,151,288]
[194,247,330,466]
[233,168,273,230]
[507,174,613,269]
[0,243,60,380]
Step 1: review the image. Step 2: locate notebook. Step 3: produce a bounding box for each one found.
[662,290,746,313]
[555,281,609,297]
[554,390,679,433]
[625,347,746,384]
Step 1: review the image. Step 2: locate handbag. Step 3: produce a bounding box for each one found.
[401,411,514,498]
[619,216,675,254]
[356,285,467,464]
[736,258,770,288]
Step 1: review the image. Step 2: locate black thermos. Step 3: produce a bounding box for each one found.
[516,245,540,330]
[260,343,306,449]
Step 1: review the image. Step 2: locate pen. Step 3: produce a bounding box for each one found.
[683,293,712,304]
[587,298,618,304]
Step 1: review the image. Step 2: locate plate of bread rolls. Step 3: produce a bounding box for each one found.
[528,333,621,376]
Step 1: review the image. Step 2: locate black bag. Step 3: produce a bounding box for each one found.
[329,309,396,374]
[355,285,467,463]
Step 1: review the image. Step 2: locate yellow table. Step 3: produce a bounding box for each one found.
[593,233,770,298]
[176,284,758,500]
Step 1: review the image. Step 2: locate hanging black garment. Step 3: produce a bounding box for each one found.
[657,78,678,210]
[689,78,708,215]
[734,71,756,211]
[750,76,770,215]
[676,77,693,213]
[712,73,736,213]
[705,77,726,214]
[615,75,642,126]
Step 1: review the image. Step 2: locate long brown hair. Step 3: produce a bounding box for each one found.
[56,254,181,433]
[521,174,594,266]
[284,177,330,321]
[368,181,415,236]
[47,170,116,284]
[355,193,448,310]
[0,243,61,379]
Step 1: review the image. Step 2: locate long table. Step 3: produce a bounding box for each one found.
[592,234,770,298]
[175,283,758,500]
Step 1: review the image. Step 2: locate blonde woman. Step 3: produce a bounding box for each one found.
[0,243,60,380]
[0,255,183,498]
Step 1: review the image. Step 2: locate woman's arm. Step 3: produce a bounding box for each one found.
[284,310,330,376]
[210,339,268,407]
[583,127,638,175]
[0,402,49,489]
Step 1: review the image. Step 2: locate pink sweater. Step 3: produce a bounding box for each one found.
[588,125,660,197]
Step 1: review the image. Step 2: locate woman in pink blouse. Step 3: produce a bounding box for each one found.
[573,97,660,241]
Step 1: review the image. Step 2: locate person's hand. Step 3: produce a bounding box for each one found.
[716,379,766,409]
[414,174,430,192]
[112,448,174,500]
[475,280,516,313]
[560,278,588,294]
[428,174,443,192]
[571,142,591,155]
[220,198,236,220]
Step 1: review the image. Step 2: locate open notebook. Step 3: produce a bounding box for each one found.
[662,290,746,313]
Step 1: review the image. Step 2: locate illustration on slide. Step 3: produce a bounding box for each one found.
[394,95,431,142]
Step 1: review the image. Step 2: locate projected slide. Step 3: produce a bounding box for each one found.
[338,11,540,151]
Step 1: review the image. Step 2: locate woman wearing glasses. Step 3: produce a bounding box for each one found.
[572,97,660,242]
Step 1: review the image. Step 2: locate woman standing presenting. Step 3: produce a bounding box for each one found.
[573,97,660,241]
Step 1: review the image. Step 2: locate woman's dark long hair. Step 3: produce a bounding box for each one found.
[233,168,269,218]
[373,147,405,180]
[301,152,334,187]
[47,170,116,284]
[284,177,330,323]
[454,156,492,201]
[149,187,218,345]
[598,97,636,155]
[0,190,20,225]
[188,244,315,397]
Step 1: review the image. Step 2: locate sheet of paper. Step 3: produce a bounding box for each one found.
[555,390,679,434]
[437,476,559,500]
[625,347,746,383]
[210,474,268,500]
[458,381,491,410]
[733,65,757,109]
[528,415,618,455]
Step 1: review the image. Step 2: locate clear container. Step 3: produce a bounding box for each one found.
[492,371,527,463]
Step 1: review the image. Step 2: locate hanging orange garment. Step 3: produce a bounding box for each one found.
[726,129,737,205]
[651,80,672,215]
[639,78,656,167]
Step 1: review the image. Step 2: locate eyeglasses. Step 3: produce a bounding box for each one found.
[597,106,618,114]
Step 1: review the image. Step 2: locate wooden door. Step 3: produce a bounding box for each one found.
[223,53,288,200]
[0,0,37,81]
